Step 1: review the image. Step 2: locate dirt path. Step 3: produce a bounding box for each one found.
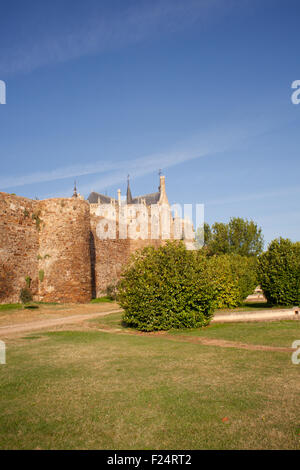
[0,305,297,341]
[0,309,123,338]
[212,308,297,323]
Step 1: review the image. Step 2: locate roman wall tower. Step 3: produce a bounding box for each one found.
[38,197,92,303]
[0,192,39,303]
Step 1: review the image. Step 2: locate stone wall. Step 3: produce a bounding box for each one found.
[38,198,91,303]
[0,193,39,303]
[0,191,194,303]
[90,237,164,297]
[90,207,164,296]
[90,211,131,297]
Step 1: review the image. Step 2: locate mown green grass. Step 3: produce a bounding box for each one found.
[90,297,114,303]
[0,322,299,450]
[0,303,23,311]
[169,320,300,347]
[89,311,128,330]
[0,302,59,313]
[90,312,300,348]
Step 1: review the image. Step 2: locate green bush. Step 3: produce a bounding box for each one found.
[106,282,119,301]
[205,255,240,309]
[118,241,216,331]
[20,288,33,304]
[257,238,300,306]
[196,253,257,309]
[222,254,257,304]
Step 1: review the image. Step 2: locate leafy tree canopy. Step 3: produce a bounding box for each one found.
[196,217,264,257]
[257,237,300,305]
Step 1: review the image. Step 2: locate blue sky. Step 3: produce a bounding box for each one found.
[0,0,299,245]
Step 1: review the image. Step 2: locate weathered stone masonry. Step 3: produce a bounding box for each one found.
[90,212,162,298]
[0,193,91,303]
[0,193,39,303]
[38,198,92,303]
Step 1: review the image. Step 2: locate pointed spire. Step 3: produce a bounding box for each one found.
[72,180,78,198]
[158,169,162,191]
[126,174,133,204]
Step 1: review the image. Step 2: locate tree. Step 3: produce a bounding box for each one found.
[208,222,230,255]
[200,217,263,257]
[257,238,300,305]
[195,223,212,249]
[20,288,33,304]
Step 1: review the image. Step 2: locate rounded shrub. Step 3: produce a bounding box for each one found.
[118,241,217,331]
[20,287,33,304]
[106,281,119,301]
[257,238,300,306]
[197,253,258,309]
[223,254,258,304]
[204,254,240,309]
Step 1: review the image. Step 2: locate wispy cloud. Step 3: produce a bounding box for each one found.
[0,115,259,193]
[0,147,212,196]
[0,112,292,196]
[0,0,239,75]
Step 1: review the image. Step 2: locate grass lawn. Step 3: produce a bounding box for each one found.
[90,312,300,348]
[0,302,121,328]
[0,303,23,311]
[90,297,115,304]
[169,320,300,347]
[0,317,299,450]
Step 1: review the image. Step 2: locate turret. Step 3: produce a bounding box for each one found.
[158,175,169,205]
